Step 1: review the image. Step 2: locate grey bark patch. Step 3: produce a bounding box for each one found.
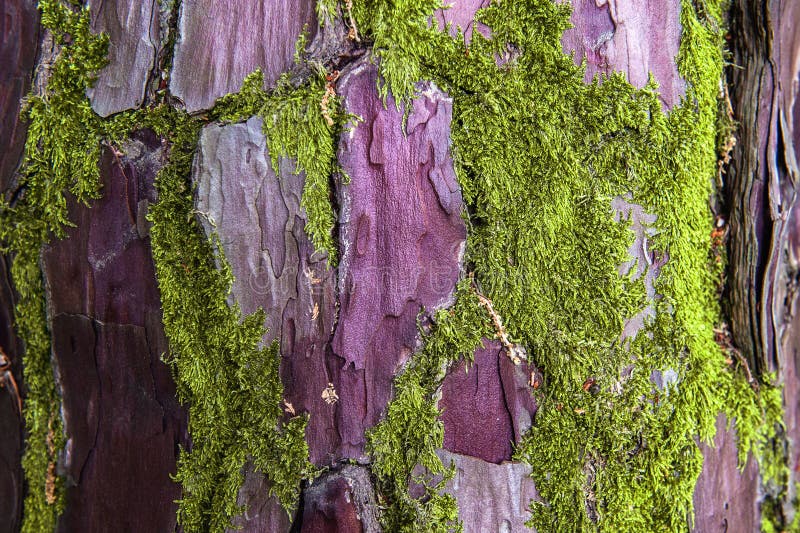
[563,0,686,109]
[193,117,341,465]
[435,450,540,532]
[87,0,159,116]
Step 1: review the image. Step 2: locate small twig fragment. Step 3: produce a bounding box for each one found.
[0,347,22,415]
[470,275,525,364]
[321,70,340,127]
[345,0,360,42]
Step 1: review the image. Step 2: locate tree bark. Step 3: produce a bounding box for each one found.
[1,0,799,532]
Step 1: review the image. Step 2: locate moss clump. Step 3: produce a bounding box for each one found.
[130,106,313,532]
[212,68,344,265]
[366,281,490,532]
[0,1,109,529]
[353,0,782,530]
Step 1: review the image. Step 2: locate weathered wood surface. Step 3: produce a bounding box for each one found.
[727,0,800,523]
[170,0,317,112]
[41,131,187,532]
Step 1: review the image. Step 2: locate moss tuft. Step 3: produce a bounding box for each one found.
[353,0,786,530]
[136,106,314,532]
[0,1,109,529]
[366,281,489,532]
[212,68,344,266]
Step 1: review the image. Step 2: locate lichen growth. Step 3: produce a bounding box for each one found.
[212,68,345,265]
[0,1,109,529]
[354,0,786,530]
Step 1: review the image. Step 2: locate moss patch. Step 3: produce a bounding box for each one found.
[131,106,313,532]
[212,68,345,265]
[0,1,109,529]
[355,0,786,530]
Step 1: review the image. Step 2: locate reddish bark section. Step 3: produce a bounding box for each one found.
[0,0,38,192]
[41,131,187,532]
[0,2,38,531]
[693,414,760,532]
[726,0,800,523]
[333,60,466,459]
[299,465,379,533]
[0,256,23,533]
[440,340,537,464]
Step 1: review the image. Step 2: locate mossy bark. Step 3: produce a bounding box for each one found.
[0,1,799,532]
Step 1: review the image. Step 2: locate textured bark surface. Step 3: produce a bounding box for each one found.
[86,0,158,116]
[693,414,761,532]
[3,0,799,531]
[440,340,536,464]
[727,0,800,521]
[0,256,23,533]
[333,60,466,458]
[0,0,38,192]
[41,131,187,532]
[562,0,685,109]
[170,0,317,112]
[0,2,38,531]
[194,117,339,467]
[436,449,540,532]
[298,465,381,533]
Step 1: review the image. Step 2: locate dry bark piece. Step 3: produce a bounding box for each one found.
[86,0,158,116]
[298,464,380,533]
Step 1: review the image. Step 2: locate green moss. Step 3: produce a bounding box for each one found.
[5,0,790,531]
[354,0,785,530]
[131,106,314,532]
[213,68,344,265]
[0,1,110,529]
[366,281,489,532]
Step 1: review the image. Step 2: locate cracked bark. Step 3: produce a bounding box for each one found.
[723,0,800,525]
[40,130,188,532]
[1,0,799,531]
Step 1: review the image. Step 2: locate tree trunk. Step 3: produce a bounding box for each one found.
[1,0,798,532]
